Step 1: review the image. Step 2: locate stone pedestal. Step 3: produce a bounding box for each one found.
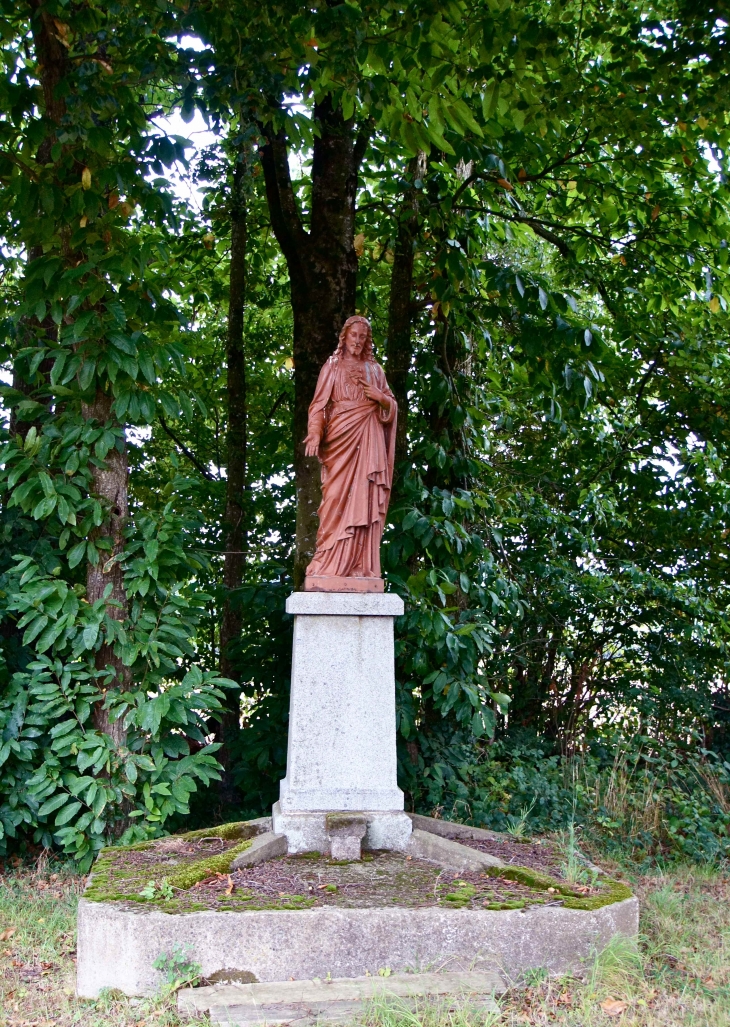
[273,592,412,853]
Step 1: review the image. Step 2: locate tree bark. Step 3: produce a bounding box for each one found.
[29,0,132,743]
[81,392,131,741]
[12,2,70,438]
[216,155,249,799]
[386,157,422,472]
[424,312,462,491]
[259,98,368,586]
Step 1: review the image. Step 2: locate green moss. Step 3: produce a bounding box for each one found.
[485,864,633,911]
[326,814,366,830]
[86,827,633,916]
[210,892,316,912]
[277,894,316,909]
[441,881,477,908]
[176,821,256,842]
[561,880,633,911]
[165,839,253,889]
[85,837,253,904]
[486,865,575,894]
[98,839,155,856]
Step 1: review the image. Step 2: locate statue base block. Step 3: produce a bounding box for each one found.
[272,802,412,854]
[303,575,384,593]
[277,592,408,853]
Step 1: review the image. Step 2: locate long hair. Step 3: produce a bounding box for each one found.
[334,315,374,360]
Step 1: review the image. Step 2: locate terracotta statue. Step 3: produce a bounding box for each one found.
[303,315,397,593]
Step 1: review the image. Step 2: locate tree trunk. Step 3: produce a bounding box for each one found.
[29,1,132,744]
[260,99,368,585]
[82,392,131,743]
[424,313,462,491]
[386,157,422,472]
[12,2,70,438]
[216,155,250,799]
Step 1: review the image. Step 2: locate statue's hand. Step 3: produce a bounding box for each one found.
[304,433,321,459]
[363,383,388,408]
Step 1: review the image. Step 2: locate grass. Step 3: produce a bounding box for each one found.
[0,853,728,1027]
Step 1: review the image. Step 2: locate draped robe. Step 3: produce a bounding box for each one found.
[305,355,397,581]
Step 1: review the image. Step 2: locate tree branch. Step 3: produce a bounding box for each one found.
[0,150,39,181]
[265,390,290,421]
[450,139,590,207]
[258,121,308,266]
[354,119,373,170]
[158,415,216,481]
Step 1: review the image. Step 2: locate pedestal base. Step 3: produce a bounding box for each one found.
[279,592,404,813]
[272,802,412,854]
[304,575,384,593]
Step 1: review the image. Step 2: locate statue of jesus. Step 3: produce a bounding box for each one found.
[303,315,397,592]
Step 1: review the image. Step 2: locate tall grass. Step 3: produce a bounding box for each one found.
[415,733,730,863]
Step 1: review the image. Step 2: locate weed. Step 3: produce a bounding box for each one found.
[140,878,175,901]
[505,797,536,840]
[152,943,202,992]
[559,819,597,886]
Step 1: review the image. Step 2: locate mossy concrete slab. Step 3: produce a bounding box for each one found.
[77,892,637,997]
[178,971,504,1025]
[76,815,638,998]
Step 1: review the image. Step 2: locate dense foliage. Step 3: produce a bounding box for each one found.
[0,0,729,865]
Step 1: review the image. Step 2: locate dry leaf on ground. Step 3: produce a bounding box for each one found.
[601,997,628,1016]
[0,928,16,941]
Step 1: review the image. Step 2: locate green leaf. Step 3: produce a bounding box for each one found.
[482,79,500,119]
[32,496,57,520]
[38,792,70,817]
[82,622,100,650]
[55,801,83,826]
[78,359,96,392]
[109,333,137,356]
[425,122,455,155]
[67,540,87,569]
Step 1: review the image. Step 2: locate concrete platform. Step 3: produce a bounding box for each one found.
[178,970,503,1025]
[77,887,637,997]
[76,814,638,998]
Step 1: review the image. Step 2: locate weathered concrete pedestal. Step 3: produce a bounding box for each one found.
[76,587,640,1017]
[272,591,412,854]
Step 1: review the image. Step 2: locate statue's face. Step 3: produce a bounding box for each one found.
[344,321,369,358]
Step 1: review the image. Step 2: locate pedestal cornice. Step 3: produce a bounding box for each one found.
[286,591,404,617]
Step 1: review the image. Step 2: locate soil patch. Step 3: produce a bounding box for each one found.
[454,835,571,879]
[85,820,628,914]
[193,851,562,912]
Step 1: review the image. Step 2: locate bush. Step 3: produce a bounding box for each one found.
[403,730,730,864]
[0,502,233,870]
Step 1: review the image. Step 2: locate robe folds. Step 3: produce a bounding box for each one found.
[305,355,397,580]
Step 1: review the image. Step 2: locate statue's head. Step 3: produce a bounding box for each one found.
[336,315,374,361]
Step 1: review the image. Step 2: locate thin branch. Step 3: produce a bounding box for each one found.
[258,120,308,266]
[523,220,574,258]
[0,150,39,181]
[450,140,590,208]
[455,203,606,256]
[265,391,290,422]
[354,119,374,170]
[158,414,216,481]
